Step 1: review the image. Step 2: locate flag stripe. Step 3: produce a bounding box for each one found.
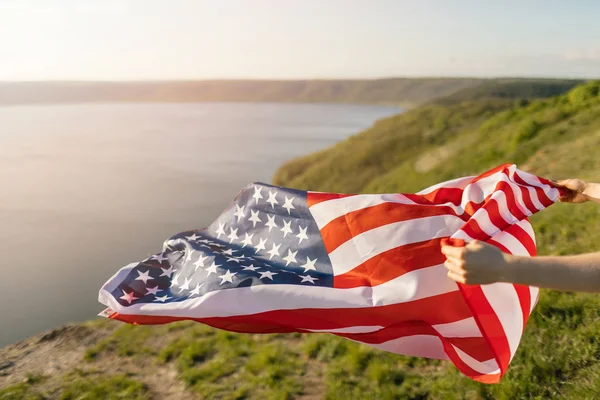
[320,202,455,253]
[108,289,472,329]
[306,192,356,208]
[327,214,464,276]
[100,263,461,318]
[333,239,445,289]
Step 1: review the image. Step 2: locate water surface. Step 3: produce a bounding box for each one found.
[0,102,401,346]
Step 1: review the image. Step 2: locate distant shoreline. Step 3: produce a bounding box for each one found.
[0,78,485,108]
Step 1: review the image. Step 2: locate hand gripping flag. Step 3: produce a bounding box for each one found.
[99,164,560,383]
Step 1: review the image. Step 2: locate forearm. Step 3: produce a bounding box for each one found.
[584,183,600,204]
[503,252,600,292]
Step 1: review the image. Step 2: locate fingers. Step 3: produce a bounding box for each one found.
[441,245,465,259]
[447,270,466,284]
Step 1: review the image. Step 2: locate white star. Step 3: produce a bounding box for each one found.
[160,266,174,278]
[193,254,208,271]
[255,238,267,253]
[296,226,309,244]
[219,269,237,284]
[221,248,237,256]
[180,277,192,291]
[267,242,281,260]
[170,273,181,288]
[190,283,203,296]
[155,295,172,302]
[265,215,278,232]
[299,274,318,284]
[259,271,278,280]
[280,220,293,237]
[252,186,264,203]
[215,223,226,238]
[282,196,295,214]
[241,233,254,247]
[283,249,298,266]
[205,262,220,275]
[242,264,260,271]
[226,256,242,263]
[248,210,262,227]
[227,227,239,243]
[135,270,153,284]
[185,249,195,262]
[267,191,279,208]
[185,233,201,241]
[234,204,246,222]
[145,285,160,296]
[151,253,168,264]
[120,290,138,304]
[300,257,318,272]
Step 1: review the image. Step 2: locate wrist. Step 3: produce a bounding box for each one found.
[499,253,521,283]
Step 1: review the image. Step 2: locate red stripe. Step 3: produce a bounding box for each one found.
[484,198,511,232]
[513,171,554,208]
[439,238,509,376]
[504,223,536,256]
[321,202,455,253]
[447,337,496,363]
[458,284,511,377]
[109,290,471,331]
[442,341,501,384]
[405,187,464,206]
[306,192,356,207]
[492,223,535,330]
[333,239,446,288]
[335,320,435,343]
[460,219,491,241]
[472,164,512,183]
[495,181,528,220]
[337,322,494,363]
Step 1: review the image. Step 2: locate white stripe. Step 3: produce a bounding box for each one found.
[517,169,561,202]
[481,283,522,363]
[308,318,483,338]
[310,167,522,232]
[366,335,449,360]
[99,263,459,318]
[328,214,465,276]
[518,219,536,244]
[485,226,534,362]
[452,345,500,375]
[417,176,475,195]
[491,229,529,257]
[470,208,498,237]
[529,286,540,313]
[432,317,483,338]
[308,326,384,334]
[309,194,387,228]
[501,168,533,217]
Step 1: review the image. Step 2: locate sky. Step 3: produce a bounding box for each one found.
[0,0,599,81]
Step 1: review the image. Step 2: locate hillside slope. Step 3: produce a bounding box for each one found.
[2,81,600,399]
[0,78,581,108]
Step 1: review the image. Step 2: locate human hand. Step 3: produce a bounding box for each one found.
[441,240,512,285]
[550,179,589,203]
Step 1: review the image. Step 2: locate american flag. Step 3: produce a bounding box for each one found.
[99,164,560,383]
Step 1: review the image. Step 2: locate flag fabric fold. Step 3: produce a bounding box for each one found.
[98,164,560,383]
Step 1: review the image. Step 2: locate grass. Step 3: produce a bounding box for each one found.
[0,371,149,400]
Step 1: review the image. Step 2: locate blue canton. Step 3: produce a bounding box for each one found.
[110,183,334,306]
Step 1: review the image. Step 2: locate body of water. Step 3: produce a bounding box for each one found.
[0,102,401,346]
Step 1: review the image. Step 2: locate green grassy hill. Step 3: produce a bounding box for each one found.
[2,80,600,400]
[0,78,581,108]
